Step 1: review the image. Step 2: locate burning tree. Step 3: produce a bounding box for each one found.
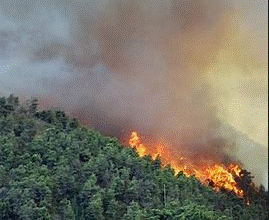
[128,131,265,203]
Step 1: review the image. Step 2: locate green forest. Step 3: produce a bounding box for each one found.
[0,95,268,219]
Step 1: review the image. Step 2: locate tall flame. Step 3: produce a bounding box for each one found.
[129,131,244,197]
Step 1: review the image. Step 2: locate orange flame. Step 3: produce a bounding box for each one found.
[128,131,244,197]
[129,131,147,157]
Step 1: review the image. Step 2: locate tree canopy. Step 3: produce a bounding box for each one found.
[0,95,268,219]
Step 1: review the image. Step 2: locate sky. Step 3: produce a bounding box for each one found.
[0,0,268,189]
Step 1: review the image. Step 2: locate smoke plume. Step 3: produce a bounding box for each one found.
[0,0,267,188]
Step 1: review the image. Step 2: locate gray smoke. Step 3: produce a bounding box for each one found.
[0,0,267,188]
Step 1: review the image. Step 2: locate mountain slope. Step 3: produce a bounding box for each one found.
[0,95,268,219]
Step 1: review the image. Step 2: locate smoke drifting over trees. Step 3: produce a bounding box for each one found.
[0,0,267,188]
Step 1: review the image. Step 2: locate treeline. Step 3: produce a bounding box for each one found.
[0,95,268,219]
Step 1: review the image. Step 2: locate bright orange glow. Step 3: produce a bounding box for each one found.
[129,131,147,157]
[206,164,244,197]
[128,131,244,197]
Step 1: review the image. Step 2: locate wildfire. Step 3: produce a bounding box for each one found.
[129,131,148,157]
[129,131,244,197]
[206,164,244,197]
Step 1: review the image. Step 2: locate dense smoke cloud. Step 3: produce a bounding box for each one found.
[0,0,267,188]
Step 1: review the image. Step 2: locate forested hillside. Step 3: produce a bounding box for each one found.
[0,95,268,219]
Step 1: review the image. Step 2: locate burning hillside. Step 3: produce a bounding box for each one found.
[1,94,268,219]
[129,131,245,197]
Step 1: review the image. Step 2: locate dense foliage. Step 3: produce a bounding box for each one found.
[0,95,268,219]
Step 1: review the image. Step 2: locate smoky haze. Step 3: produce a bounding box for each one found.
[0,0,268,188]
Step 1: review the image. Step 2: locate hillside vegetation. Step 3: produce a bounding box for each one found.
[0,95,268,219]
